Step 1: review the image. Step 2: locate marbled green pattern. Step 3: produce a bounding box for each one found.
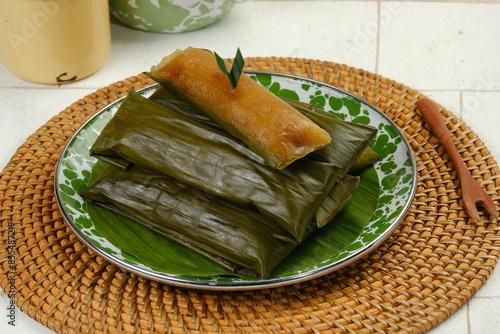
[109,0,236,33]
[55,73,416,288]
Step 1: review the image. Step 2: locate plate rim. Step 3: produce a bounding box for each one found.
[55,71,417,291]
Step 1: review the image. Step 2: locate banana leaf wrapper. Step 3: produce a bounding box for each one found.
[148,82,378,176]
[314,174,360,228]
[82,165,300,278]
[91,90,342,241]
[348,147,380,172]
[82,164,361,278]
[282,98,379,174]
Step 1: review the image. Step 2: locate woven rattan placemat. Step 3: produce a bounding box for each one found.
[1,57,500,334]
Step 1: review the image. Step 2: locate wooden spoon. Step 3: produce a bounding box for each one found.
[417,98,498,221]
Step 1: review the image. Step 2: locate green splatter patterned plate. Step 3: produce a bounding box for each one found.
[55,72,417,290]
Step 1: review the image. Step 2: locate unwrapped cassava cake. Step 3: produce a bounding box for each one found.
[150,47,332,169]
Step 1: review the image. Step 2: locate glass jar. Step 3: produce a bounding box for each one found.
[0,0,111,84]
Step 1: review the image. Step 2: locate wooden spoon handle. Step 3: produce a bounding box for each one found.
[417,98,467,177]
[418,98,498,220]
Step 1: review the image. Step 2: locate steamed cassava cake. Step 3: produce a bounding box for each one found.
[150,47,332,169]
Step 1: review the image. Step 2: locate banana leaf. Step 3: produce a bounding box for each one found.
[83,162,379,279]
[148,83,378,175]
[282,98,378,175]
[349,147,380,172]
[90,90,345,241]
[82,164,301,278]
[314,174,360,228]
[85,161,233,277]
[272,166,379,275]
[82,162,367,278]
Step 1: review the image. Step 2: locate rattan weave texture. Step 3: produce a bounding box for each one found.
[1,57,499,334]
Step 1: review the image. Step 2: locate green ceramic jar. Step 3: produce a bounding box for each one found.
[109,0,249,33]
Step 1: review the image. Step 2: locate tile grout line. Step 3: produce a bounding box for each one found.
[459,91,463,119]
[467,301,472,334]
[375,0,381,74]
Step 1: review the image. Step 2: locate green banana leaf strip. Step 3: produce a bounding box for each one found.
[83,164,302,278]
[83,163,379,279]
[90,90,344,241]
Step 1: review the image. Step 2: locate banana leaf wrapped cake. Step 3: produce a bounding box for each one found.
[81,48,379,278]
[83,163,367,278]
[83,165,299,278]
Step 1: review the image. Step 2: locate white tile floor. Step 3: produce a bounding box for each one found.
[1,1,499,333]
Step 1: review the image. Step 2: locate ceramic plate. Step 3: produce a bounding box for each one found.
[55,72,417,290]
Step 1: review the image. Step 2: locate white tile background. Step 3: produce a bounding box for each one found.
[1,1,499,333]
